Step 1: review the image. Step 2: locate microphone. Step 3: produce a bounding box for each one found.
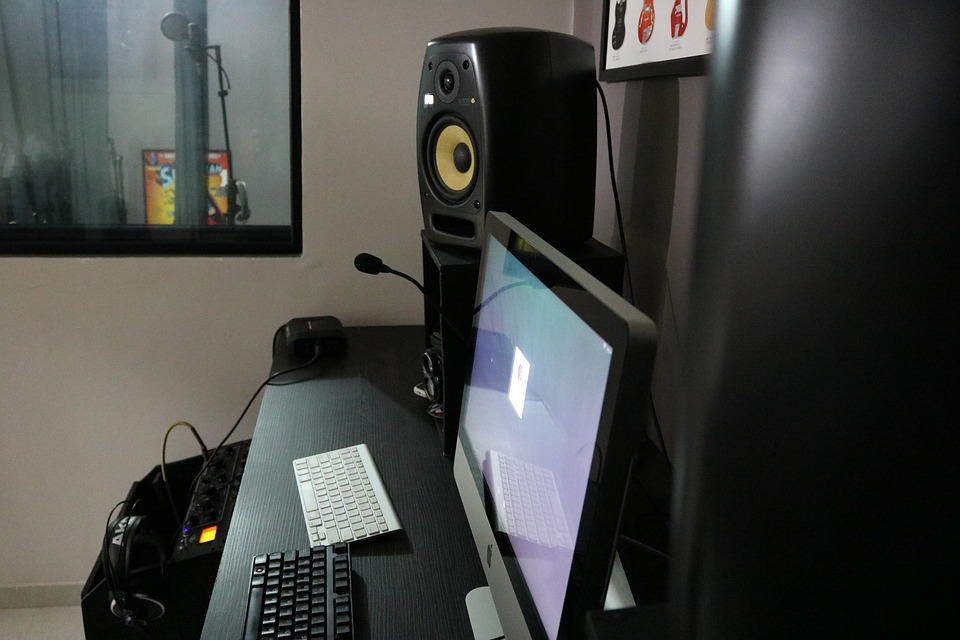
[353,252,387,275]
[160,12,193,42]
[354,252,426,295]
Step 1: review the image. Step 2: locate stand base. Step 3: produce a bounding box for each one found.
[605,552,637,611]
[464,552,634,640]
[465,587,505,640]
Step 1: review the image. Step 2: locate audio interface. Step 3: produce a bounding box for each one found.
[172,439,250,560]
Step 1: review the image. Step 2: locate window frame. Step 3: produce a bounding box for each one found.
[0,0,302,257]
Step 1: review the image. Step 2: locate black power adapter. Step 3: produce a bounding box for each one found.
[283,316,348,360]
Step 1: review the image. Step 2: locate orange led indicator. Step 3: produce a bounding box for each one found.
[199,525,218,544]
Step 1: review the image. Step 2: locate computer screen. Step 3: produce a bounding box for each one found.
[453,211,657,639]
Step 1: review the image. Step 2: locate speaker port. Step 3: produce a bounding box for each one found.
[432,215,476,239]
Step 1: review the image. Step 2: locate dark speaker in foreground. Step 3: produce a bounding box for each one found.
[671,0,959,637]
[417,28,597,251]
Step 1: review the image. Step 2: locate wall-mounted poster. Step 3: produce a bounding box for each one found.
[600,0,713,81]
[142,150,231,224]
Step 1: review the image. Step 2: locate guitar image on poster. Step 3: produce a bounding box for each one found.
[602,0,711,79]
[612,0,627,50]
[638,0,655,45]
[672,0,689,38]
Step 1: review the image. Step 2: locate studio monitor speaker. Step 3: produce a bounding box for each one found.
[417,28,597,251]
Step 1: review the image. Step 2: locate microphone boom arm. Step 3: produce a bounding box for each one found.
[353,252,469,345]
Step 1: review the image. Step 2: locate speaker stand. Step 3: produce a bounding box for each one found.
[421,233,480,455]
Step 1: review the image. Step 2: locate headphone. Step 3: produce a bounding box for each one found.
[101,513,168,632]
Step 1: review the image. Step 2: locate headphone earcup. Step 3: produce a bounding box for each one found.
[103,514,168,627]
[110,592,165,625]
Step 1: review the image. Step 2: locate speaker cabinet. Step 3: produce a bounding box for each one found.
[417,28,597,251]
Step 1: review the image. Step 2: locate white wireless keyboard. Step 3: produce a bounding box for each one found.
[293,443,402,546]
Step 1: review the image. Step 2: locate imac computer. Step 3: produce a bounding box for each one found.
[453,211,658,640]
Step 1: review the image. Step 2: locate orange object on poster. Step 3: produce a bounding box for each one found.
[142,150,231,224]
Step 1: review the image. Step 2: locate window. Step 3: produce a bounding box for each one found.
[0,0,301,255]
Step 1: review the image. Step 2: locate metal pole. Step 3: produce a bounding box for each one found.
[172,0,208,225]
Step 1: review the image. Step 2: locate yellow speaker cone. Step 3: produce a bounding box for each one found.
[434,124,475,193]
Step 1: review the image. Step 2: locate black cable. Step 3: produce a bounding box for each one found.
[176,346,323,537]
[597,83,677,473]
[596,80,637,305]
[215,345,322,456]
[663,270,684,365]
[649,391,671,467]
[620,533,671,561]
[159,421,210,525]
[473,280,534,316]
[206,51,231,92]
[266,326,326,385]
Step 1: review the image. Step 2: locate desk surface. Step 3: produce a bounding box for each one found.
[200,325,485,639]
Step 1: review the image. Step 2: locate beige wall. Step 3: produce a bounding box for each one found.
[0,0,577,594]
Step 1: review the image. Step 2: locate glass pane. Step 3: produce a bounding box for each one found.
[0,0,300,254]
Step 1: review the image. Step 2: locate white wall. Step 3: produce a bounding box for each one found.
[0,0,577,593]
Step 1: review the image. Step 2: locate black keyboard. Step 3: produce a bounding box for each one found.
[242,544,354,640]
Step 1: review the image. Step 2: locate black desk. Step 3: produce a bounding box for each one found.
[200,325,485,639]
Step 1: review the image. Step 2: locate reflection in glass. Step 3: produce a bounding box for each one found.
[487,449,574,550]
[0,0,297,253]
